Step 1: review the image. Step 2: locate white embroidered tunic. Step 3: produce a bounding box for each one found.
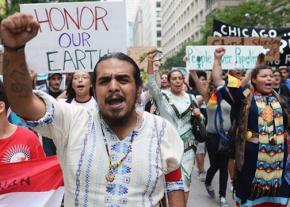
[26,91,184,207]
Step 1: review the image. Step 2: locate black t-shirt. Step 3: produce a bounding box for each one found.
[48,88,63,99]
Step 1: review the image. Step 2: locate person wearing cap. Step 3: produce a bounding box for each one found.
[278,66,290,90]
[47,73,63,98]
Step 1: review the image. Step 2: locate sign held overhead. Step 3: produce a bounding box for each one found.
[186,45,269,70]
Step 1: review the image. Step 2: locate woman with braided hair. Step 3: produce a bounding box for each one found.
[212,47,290,207]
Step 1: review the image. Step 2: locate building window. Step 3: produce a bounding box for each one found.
[156,1,161,8]
[156,10,161,18]
[157,40,161,47]
[157,30,161,37]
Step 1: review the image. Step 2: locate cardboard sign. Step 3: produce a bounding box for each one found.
[208,36,280,62]
[186,45,268,70]
[20,1,127,73]
[212,19,290,66]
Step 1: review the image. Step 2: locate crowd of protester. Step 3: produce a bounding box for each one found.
[0,13,290,207]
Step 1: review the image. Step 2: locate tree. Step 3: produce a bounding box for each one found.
[163,0,290,69]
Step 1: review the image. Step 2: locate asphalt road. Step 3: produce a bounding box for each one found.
[187,157,235,207]
[187,157,290,207]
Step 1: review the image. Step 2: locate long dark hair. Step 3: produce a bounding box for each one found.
[250,64,272,88]
[93,53,142,88]
[66,72,94,103]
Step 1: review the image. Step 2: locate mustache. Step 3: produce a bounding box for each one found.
[105,93,125,103]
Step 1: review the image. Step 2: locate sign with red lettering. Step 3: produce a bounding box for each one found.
[20,1,126,73]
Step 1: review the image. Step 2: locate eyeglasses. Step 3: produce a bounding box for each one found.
[73,76,90,81]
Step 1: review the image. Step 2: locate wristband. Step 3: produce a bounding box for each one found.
[4,44,25,52]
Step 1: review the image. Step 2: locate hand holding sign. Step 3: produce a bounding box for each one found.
[1,13,39,49]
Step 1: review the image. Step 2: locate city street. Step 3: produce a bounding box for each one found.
[187,157,235,207]
[187,158,290,207]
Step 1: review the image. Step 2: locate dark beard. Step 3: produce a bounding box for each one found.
[100,93,138,127]
[100,105,136,127]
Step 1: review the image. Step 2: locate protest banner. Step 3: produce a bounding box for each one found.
[20,1,127,73]
[212,19,290,66]
[186,45,268,70]
[207,36,280,62]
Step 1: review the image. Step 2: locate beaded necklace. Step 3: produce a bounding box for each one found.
[100,117,139,183]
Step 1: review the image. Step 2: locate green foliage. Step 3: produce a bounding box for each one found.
[164,0,290,69]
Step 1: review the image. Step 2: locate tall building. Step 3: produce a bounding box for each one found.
[126,0,140,47]
[133,0,161,49]
[162,0,243,58]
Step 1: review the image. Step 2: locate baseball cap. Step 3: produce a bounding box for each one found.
[48,73,62,79]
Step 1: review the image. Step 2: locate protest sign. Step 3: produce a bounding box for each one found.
[207,36,280,62]
[212,19,290,66]
[20,1,127,73]
[186,45,268,70]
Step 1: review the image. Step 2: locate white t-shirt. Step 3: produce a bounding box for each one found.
[59,97,98,115]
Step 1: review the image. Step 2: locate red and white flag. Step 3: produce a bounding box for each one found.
[0,156,64,207]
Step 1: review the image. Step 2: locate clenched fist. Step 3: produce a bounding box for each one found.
[1,12,39,49]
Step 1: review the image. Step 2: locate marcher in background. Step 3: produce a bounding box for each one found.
[279,66,290,90]
[273,69,290,108]
[212,47,290,207]
[190,70,231,207]
[146,49,203,203]
[160,72,169,90]
[60,71,97,114]
[188,71,208,182]
[0,80,45,163]
[1,13,185,206]
[47,73,63,98]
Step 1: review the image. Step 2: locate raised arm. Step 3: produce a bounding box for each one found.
[212,47,226,87]
[146,49,163,100]
[146,49,158,75]
[189,70,209,102]
[2,13,46,120]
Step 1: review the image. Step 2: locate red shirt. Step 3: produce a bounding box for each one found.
[0,126,46,163]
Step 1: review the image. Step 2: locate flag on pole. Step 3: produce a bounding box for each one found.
[0,156,64,207]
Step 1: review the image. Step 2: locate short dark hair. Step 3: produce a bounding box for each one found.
[93,52,142,88]
[0,80,9,111]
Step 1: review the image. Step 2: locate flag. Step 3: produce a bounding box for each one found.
[227,74,241,88]
[0,156,64,207]
[207,90,218,108]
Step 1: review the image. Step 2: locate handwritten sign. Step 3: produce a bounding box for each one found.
[212,19,290,66]
[186,45,268,70]
[20,2,127,73]
[207,36,280,62]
